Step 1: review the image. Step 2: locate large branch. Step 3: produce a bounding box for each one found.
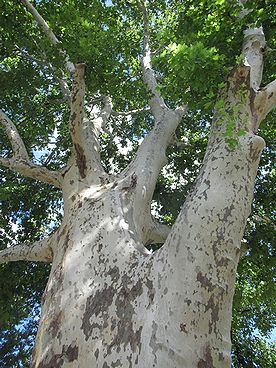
[0,110,29,159]
[117,1,187,244]
[120,107,185,244]
[253,79,276,124]
[242,27,266,90]
[21,0,73,101]
[0,157,62,188]
[68,66,111,181]
[0,238,53,264]
[138,1,167,119]
[0,110,63,188]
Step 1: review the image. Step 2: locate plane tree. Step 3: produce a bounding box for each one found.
[0,0,275,367]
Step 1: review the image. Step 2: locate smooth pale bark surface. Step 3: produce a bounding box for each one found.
[0,2,275,367]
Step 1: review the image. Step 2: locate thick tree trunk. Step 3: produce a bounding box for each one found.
[31,111,264,368]
[31,136,263,368]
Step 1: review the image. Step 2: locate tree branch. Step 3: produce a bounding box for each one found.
[138,1,167,119]
[0,110,29,159]
[16,47,71,103]
[111,106,150,117]
[146,220,171,245]
[68,66,112,180]
[254,79,276,123]
[118,3,188,245]
[0,157,62,188]
[120,107,185,244]
[21,0,74,72]
[0,110,63,188]
[242,27,266,90]
[0,238,53,264]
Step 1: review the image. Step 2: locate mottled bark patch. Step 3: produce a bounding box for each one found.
[49,311,63,338]
[63,344,79,362]
[36,352,64,368]
[109,278,144,353]
[206,294,220,334]
[149,320,158,364]
[249,140,262,162]
[107,266,120,283]
[222,204,235,221]
[229,65,250,94]
[81,285,116,341]
[57,225,68,242]
[197,344,214,368]
[196,272,216,292]
[74,143,87,178]
[111,359,122,367]
[145,278,155,307]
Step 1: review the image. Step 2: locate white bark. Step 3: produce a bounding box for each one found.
[0,109,29,159]
[0,157,62,187]
[0,237,53,264]
[243,27,265,90]
[0,109,63,187]
[138,1,168,120]
[21,0,73,102]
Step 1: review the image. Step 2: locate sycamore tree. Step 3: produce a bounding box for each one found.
[0,0,275,367]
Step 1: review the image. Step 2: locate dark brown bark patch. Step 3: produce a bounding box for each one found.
[110,278,144,353]
[196,272,216,292]
[63,344,79,362]
[57,225,68,243]
[197,344,214,368]
[49,311,63,338]
[36,352,64,368]
[74,143,87,178]
[180,323,188,333]
[206,294,220,334]
[81,285,116,341]
[229,65,250,94]
[145,278,155,307]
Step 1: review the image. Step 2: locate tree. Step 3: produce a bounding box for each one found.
[0,0,275,367]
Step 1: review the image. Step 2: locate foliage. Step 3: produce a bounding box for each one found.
[0,0,275,366]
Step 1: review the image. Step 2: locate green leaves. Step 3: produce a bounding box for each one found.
[156,41,226,108]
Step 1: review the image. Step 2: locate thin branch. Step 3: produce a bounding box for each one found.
[111,106,150,117]
[96,96,113,133]
[0,110,29,159]
[0,238,53,264]
[137,1,167,119]
[253,214,276,231]
[21,0,75,74]
[0,157,62,188]
[15,46,71,103]
[0,110,63,187]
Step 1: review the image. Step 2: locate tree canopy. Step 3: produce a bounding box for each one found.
[0,0,275,366]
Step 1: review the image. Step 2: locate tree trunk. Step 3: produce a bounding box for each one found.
[31,120,264,368]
